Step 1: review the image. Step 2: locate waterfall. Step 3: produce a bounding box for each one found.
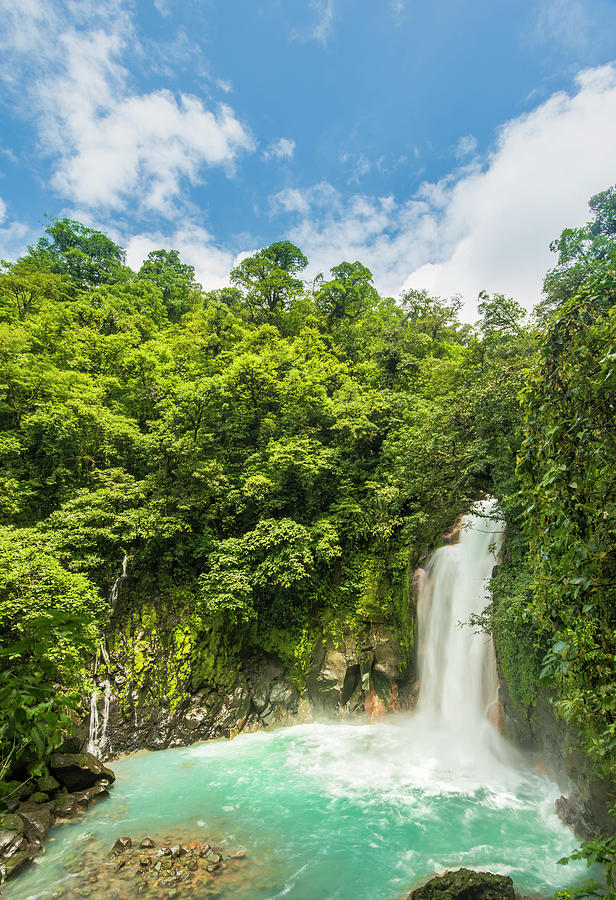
[87,639,113,756]
[416,498,505,748]
[87,679,112,757]
[88,559,123,757]
[109,554,128,617]
[87,687,99,754]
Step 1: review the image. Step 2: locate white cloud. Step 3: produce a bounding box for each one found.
[263,138,296,161]
[0,196,33,263]
[125,225,242,289]
[345,153,371,184]
[293,0,335,46]
[217,78,233,94]
[270,181,339,215]
[311,0,335,45]
[0,0,254,216]
[268,64,616,320]
[154,0,171,16]
[0,215,33,262]
[455,134,478,160]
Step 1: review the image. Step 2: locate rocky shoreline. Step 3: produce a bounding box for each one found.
[0,749,114,888]
[55,833,251,899]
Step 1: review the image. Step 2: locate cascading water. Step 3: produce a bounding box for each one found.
[109,554,128,618]
[416,498,504,749]
[87,552,127,758]
[10,506,589,900]
[86,679,111,757]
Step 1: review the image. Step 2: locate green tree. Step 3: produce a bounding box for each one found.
[315,261,379,327]
[230,241,308,320]
[541,185,616,316]
[138,249,200,321]
[28,218,128,286]
[399,288,463,342]
[0,527,104,780]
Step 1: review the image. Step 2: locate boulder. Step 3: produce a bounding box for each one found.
[112,836,132,853]
[16,801,54,842]
[211,684,252,735]
[0,848,30,882]
[0,828,27,858]
[555,795,578,828]
[73,784,110,808]
[373,627,404,682]
[407,868,515,899]
[59,735,84,754]
[50,751,115,791]
[53,793,78,817]
[37,775,60,793]
[0,814,25,834]
[307,636,356,708]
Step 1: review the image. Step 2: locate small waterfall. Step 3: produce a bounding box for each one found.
[88,569,121,757]
[109,554,128,617]
[87,687,99,753]
[87,639,113,756]
[87,679,112,757]
[416,498,504,745]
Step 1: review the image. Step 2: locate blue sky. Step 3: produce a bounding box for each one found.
[1,0,616,316]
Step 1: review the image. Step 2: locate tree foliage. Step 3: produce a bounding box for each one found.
[5,191,616,836]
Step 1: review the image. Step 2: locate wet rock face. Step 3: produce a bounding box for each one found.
[93,604,414,758]
[306,626,410,714]
[101,627,412,757]
[496,655,616,839]
[103,655,302,758]
[407,868,516,899]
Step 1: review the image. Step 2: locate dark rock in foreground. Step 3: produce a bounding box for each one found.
[50,751,116,791]
[408,868,516,899]
[0,752,115,887]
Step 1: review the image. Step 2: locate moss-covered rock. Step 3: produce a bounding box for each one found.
[407,868,515,899]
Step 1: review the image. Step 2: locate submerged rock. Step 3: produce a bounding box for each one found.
[112,836,133,853]
[42,835,256,900]
[407,868,516,899]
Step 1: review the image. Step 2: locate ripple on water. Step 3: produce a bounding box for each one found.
[4,721,590,900]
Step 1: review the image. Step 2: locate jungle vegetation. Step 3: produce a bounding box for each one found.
[1,186,615,815]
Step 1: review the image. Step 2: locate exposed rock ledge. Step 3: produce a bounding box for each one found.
[93,625,413,759]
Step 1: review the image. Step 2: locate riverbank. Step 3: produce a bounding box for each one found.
[0,751,114,888]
